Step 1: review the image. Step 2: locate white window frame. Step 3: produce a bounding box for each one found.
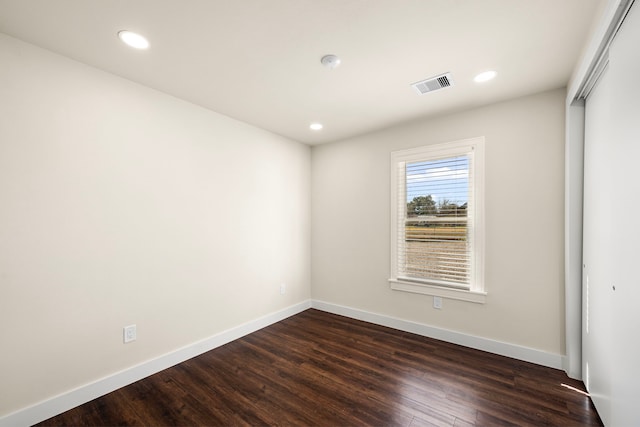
[389,137,486,304]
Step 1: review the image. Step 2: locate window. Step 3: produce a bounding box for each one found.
[389,137,485,303]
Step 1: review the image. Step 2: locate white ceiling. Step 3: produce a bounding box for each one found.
[0,0,604,145]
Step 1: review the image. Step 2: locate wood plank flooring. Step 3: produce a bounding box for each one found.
[36,309,602,426]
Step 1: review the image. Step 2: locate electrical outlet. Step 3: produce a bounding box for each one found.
[123,324,136,343]
[280,283,286,295]
[433,296,443,310]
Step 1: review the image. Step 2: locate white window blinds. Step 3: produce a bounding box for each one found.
[399,154,472,288]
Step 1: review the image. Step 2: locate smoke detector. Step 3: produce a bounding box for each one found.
[411,72,454,95]
[321,54,341,69]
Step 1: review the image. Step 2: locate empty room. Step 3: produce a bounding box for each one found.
[1,1,638,426]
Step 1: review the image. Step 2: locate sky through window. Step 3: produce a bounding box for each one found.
[406,156,469,205]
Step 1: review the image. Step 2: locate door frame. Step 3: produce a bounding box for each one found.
[564,0,634,379]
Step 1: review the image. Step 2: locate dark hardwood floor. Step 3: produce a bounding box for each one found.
[36,309,602,426]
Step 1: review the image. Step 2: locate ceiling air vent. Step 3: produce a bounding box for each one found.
[411,72,454,95]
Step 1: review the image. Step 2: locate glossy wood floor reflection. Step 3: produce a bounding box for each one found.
[37,309,602,427]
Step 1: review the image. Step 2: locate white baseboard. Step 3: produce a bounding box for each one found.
[2,299,565,427]
[311,300,564,370]
[0,300,312,427]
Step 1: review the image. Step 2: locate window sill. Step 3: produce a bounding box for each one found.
[389,279,487,304]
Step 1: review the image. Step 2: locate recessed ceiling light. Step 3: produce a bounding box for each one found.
[474,70,497,83]
[310,123,323,131]
[117,30,149,49]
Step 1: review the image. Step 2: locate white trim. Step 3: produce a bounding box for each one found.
[3,298,565,426]
[0,300,312,427]
[389,137,485,294]
[564,100,585,380]
[389,279,486,303]
[579,55,610,101]
[311,300,563,370]
[567,0,634,101]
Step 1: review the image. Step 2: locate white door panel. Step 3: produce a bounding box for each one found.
[583,64,613,426]
[582,2,640,426]
[608,2,640,425]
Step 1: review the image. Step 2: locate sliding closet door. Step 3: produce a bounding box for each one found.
[583,64,613,425]
[607,2,640,425]
[583,2,640,425]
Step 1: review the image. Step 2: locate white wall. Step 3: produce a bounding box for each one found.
[0,27,572,421]
[311,89,566,355]
[0,33,310,417]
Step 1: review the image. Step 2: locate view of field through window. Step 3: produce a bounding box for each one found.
[401,155,471,286]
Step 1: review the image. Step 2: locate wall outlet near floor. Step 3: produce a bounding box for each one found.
[433,296,443,310]
[280,283,286,295]
[123,324,137,343]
